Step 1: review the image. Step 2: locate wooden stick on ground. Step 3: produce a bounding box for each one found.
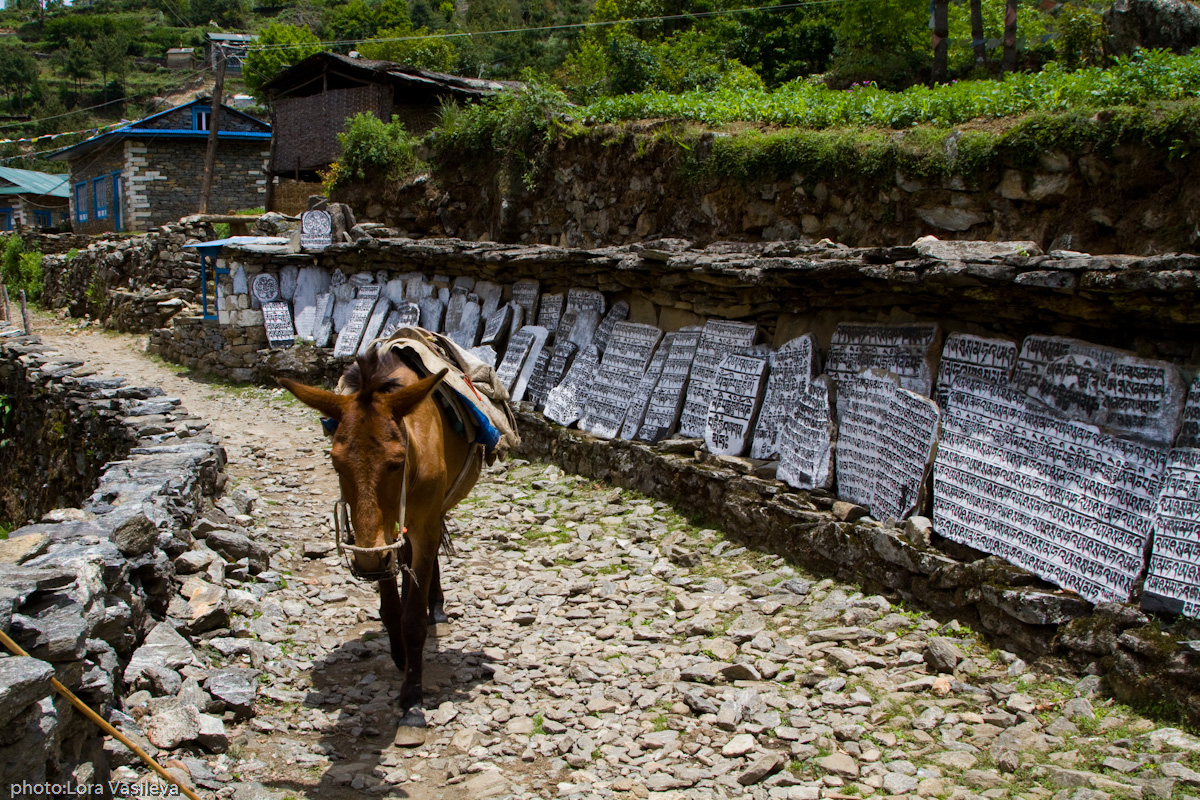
[0,628,205,800]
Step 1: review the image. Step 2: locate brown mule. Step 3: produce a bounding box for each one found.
[279,346,482,723]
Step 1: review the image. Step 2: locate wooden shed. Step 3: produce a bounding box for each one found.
[261,52,513,184]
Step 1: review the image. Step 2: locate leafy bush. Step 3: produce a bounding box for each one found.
[582,49,1200,128]
[1,236,43,303]
[1055,4,1107,71]
[330,113,418,189]
[243,23,322,102]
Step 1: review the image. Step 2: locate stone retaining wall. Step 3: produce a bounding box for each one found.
[340,124,1200,256]
[40,219,212,332]
[0,331,273,788]
[512,409,1200,727]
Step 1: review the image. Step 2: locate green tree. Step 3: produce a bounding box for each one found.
[323,0,413,42]
[831,0,929,87]
[191,0,248,27]
[359,26,459,72]
[0,43,39,112]
[92,33,130,104]
[53,38,95,103]
[243,23,323,101]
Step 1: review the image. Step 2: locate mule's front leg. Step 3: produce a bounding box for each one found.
[378,577,406,674]
[398,546,437,714]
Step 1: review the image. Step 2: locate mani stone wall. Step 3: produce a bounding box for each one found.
[0,329,231,787]
[139,231,1200,722]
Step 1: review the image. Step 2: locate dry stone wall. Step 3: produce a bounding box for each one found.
[0,328,279,788]
[341,125,1200,256]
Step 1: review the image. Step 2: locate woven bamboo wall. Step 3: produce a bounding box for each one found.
[272,84,390,175]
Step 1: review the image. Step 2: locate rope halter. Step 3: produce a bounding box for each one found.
[332,419,411,583]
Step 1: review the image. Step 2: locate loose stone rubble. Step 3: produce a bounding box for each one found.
[3,318,1200,799]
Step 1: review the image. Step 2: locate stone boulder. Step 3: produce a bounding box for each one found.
[1106,0,1200,53]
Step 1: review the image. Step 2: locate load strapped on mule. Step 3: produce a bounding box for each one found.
[279,326,519,726]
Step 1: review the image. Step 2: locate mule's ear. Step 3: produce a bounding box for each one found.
[279,378,349,420]
[387,368,448,417]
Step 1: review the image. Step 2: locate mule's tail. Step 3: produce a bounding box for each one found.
[439,519,457,559]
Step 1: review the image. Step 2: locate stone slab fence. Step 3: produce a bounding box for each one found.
[0,331,272,787]
[35,229,1200,723]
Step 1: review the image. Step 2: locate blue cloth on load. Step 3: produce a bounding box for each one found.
[454,388,502,451]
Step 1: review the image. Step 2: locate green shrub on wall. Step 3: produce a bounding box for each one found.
[326,113,418,192]
[0,236,42,303]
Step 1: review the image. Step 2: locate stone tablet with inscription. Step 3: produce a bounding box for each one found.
[935,375,1168,605]
[452,276,476,293]
[705,354,769,457]
[1143,448,1200,618]
[544,346,601,427]
[470,346,497,368]
[510,326,549,402]
[300,210,332,250]
[525,348,551,408]
[448,298,482,350]
[357,298,393,356]
[593,301,631,353]
[620,335,672,441]
[538,293,564,340]
[251,272,280,304]
[232,264,248,295]
[495,327,543,399]
[513,280,540,326]
[679,320,758,438]
[751,335,818,460]
[777,376,836,491]
[444,290,468,334]
[532,341,578,409]
[333,297,377,358]
[418,297,445,333]
[262,301,295,348]
[827,322,940,397]
[568,310,601,349]
[638,328,702,442]
[836,370,939,522]
[935,333,1017,408]
[380,302,420,339]
[480,304,513,349]
[312,292,336,348]
[579,322,663,440]
[565,287,605,322]
[1177,376,1200,449]
[1017,335,1186,445]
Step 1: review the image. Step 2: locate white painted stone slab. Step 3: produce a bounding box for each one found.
[312,292,335,348]
[836,370,939,521]
[447,298,482,350]
[935,333,1018,408]
[512,280,540,327]
[509,326,549,403]
[619,335,672,441]
[705,353,768,457]
[291,266,330,340]
[531,341,578,409]
[470,346,497,368]
[750,334,818,460]
[827,322,940,397]
[777,376,836,491]
[262,301,295,348]
[333,297,377,358]
[1177,375,1200,449]
[495,328,537,396]
[537,293,564,339]
[593,300,630,353]
[300,209,332,250]
[279,265,298,301]
[579,322,663,440]
[935,375,1167,605]
[357,298,393,356]
[252,272,280,304]
[476,281,503,318]
[544,345,600,427]
[637,328,702,443]
[418,297,445,332]
[480,304,513,348]
[1144,447,1200,618]
[679,320,758,438]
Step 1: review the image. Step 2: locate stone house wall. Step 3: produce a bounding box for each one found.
[129,139,270,230]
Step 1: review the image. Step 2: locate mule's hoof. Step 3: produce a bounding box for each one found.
[430,622,451,638]
[392,725,427,748]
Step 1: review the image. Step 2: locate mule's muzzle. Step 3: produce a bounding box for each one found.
[334,500,405,582]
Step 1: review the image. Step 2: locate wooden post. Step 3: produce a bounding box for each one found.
[1,284,10,323]
[932,0,949,83]
[199,44,227,215]
[19,289,31,335]
[265,109,277,213]
[1002,0,1018,72]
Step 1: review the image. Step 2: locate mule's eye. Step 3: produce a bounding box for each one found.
[386,461,404,473]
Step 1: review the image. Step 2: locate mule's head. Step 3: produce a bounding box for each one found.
[280,350,447,580]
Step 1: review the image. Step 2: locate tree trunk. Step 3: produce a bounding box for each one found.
[932,0,949,83]
[971,0,987,66]
[1002,0,1018,71]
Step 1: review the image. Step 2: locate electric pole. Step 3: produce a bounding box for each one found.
[199,44,227,215]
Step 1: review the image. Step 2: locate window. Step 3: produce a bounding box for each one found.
[33,210,51,228]
[0,210,10,232]
[193,105,211,132]
[93,176,108,220]
[74,182,87,223]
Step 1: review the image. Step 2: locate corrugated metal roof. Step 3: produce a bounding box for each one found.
[0,167,69,197]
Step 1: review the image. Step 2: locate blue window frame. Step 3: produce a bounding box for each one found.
[0,210,10,232]
[192,105,211,131]
[74,182,88,223]
[33,210,52,227]
[93,176,108,220]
